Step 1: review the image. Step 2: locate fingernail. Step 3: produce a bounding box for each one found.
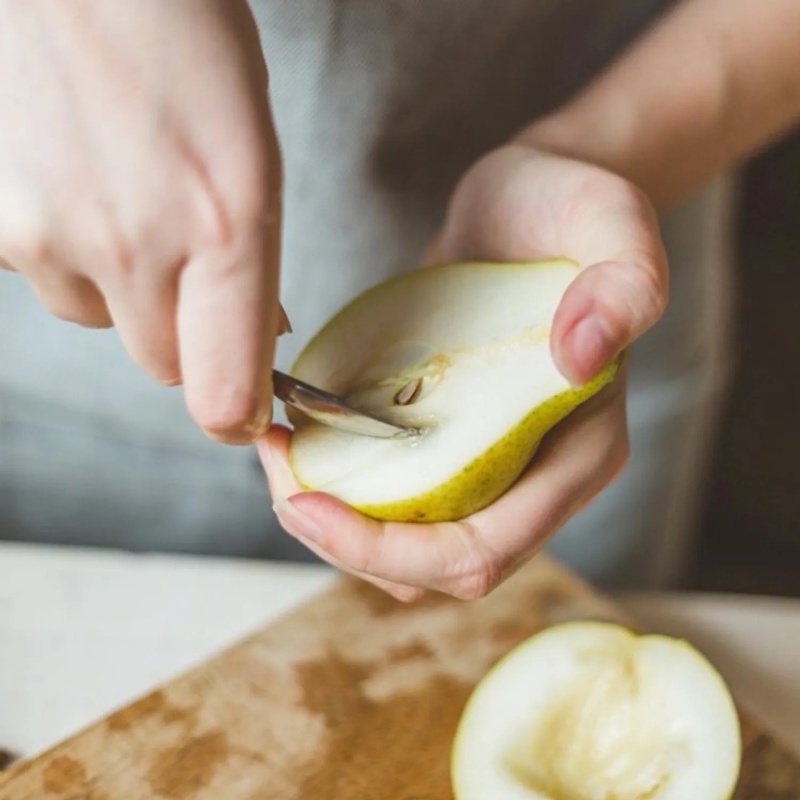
[563,316,611,387]
[274,498,322,545]
[278,303,293,336]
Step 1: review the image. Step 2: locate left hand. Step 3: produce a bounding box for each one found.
[259,143,669,601]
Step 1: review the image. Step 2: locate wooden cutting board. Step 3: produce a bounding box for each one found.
[2,554,799,799]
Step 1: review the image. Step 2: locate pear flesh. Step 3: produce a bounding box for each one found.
[287,260,619,522]
[451,621,742,800]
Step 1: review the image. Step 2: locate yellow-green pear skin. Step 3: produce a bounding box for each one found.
[353,359,620,522]
[284,259,624,525]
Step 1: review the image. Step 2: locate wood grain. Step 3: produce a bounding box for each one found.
[1,555,798,799]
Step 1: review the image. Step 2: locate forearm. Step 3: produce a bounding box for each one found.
[518,0,800,211]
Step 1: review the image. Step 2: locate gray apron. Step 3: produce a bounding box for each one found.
[0,0,737,588]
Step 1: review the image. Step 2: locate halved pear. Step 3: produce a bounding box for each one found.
[287,260,620,522]
[451,621,742,800]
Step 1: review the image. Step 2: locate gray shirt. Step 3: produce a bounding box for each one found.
[0,0,736,585]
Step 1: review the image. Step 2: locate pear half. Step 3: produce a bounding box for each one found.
[451,621,742,800]
[287,260,619,522]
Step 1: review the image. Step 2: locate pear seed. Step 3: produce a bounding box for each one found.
[394,377,423,406]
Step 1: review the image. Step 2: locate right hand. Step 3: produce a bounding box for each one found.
[0,0,285,444]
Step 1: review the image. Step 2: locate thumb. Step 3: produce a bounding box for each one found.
[550,256,669,386]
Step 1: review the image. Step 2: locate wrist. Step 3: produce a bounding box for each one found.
[513,28,728,212]
[514,89,716,214]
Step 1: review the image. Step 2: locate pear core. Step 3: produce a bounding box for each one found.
[451,622,742,800]
[504,638,686,799]
[287,260,619,522]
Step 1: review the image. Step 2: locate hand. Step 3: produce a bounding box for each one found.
[260,144,669,600]
[0,0,284,444]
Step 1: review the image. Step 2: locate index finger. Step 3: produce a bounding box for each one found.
[178,206,282,444]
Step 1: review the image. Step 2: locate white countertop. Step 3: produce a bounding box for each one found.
[1,542,798,763]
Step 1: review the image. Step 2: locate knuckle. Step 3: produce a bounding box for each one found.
[122,328,182,388]
[40,292,94,326]
[385,585,425,604]
[53,208,139,282]
[81,216,139,280]
[632,260,669,320]
[45,300,84,325]
[188,388,264,442]
[609,435,631,481]
[617,173,648,204]
[444,150,526,256]
[5,225,52,267]
[400,588,426,603]
[625,179,659,219]
[580,434,630,516]
[142,356,182,387]
[351,550,374,576]
[99,238,136,280]
[186,146,275,252]
[441,522,508,601]
[81,314,114,330]
[347,538,386,578]
[234,163,273,225]
[581,169,632,204]
[318,534,349,566]
[0,193,50,267]
[448,561,504,601]
[603,259,668,335]
[593,429,629,495]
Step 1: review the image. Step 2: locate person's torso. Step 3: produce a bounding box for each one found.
[3,0,744,557]
[0,0,678,454]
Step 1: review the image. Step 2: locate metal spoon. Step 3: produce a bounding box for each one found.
[272,370,415,439]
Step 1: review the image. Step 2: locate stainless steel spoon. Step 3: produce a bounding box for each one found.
[272,370,416,439]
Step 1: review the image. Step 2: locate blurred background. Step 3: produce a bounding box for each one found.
[691,129,800,597]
